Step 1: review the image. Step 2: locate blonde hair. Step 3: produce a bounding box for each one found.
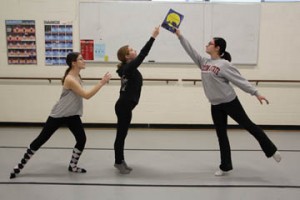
[117,45,129,69]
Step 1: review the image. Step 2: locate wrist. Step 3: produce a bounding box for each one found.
[254,91,260,96]
[98,80,105,87]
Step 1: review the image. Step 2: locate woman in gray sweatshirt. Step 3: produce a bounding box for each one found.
[175,29,281,176]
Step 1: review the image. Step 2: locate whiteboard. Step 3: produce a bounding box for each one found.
[208,4,261,65]
[79,2,260,64]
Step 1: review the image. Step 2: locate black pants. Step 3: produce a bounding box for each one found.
[211,97,277,171]
[114,98,137,164]
[30,115,86,151]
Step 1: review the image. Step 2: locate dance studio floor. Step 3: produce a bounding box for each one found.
[0,127,299,200]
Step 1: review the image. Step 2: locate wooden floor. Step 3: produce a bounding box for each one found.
[0,127,299,200]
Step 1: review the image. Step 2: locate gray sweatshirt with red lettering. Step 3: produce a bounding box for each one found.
[178,35,258,105]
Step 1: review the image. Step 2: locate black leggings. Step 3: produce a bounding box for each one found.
[30,115,86,151]
[114,99,137,164]
[211,97,277,171]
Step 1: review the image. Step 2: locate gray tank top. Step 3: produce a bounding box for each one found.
[50,88,83,118]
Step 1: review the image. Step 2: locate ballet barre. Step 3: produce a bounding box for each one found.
[181,79,300,86]
[0,77,178,84]
[1,77,299,85]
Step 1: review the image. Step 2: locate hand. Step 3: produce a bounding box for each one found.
[100,72,112,85]
[175,28,181,38]
[256,94,269,105]
[152,26,160,38]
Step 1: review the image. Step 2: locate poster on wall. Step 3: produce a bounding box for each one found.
[94,43,106,61]
[80,40,94,60]
[5,20,37,65]
[80,40,107,61]
[44,21,73,66]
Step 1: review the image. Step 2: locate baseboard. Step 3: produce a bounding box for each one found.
[0,122,299,130]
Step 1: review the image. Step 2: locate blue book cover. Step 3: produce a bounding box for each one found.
[161,9,184,33]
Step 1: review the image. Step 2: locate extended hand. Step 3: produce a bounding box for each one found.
[152,26,160,38]
[175,28,181,37]
[101,72,112,84]
[256,95,269,105]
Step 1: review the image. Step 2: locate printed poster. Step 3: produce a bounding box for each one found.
[44,21,73,66]
[80,40,107,61]
[6,20,37,65]
[94,43,106,61]
[161,9,184,33]
[80,40,94,60]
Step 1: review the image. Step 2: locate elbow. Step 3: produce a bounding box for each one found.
[82,93,93,100]
[82,87,100,100]
[83,95,92,100]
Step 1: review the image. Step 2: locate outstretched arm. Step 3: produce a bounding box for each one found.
[174,29,204,67]
[221,63,269,105]
[125,26,160,71]
[152,26,160,39]
[64,72,112,100]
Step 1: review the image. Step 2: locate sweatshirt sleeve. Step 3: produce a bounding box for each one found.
[221,62,258,96]
[178,35,204,68]
[125,37,155,73]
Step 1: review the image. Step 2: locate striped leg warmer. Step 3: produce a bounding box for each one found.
[10,148,36,179]
[68,148,86,173]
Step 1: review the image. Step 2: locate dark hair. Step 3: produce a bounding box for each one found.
[213,37,231,62]
[116,45,129,69]
[62,52,80,84]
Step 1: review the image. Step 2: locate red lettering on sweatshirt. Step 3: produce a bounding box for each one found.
[202,65,220,75]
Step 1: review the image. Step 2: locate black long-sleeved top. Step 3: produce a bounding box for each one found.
[116,37,155,104]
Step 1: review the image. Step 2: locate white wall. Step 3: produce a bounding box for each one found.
[0,0,300,125]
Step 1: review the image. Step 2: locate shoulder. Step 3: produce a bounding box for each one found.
[220,59,230,65]
[218,59,233,69]
[64,75,80,89]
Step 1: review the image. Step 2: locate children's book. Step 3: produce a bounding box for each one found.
[161,9,184,33]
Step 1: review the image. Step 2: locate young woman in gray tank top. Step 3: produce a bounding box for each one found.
[10,52,111,179]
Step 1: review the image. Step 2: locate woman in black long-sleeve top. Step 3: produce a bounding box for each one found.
[114,26,160,174]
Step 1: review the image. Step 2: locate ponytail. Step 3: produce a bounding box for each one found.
[213,37,232,62]
[62,68,72,84]
[221,51,231,62]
